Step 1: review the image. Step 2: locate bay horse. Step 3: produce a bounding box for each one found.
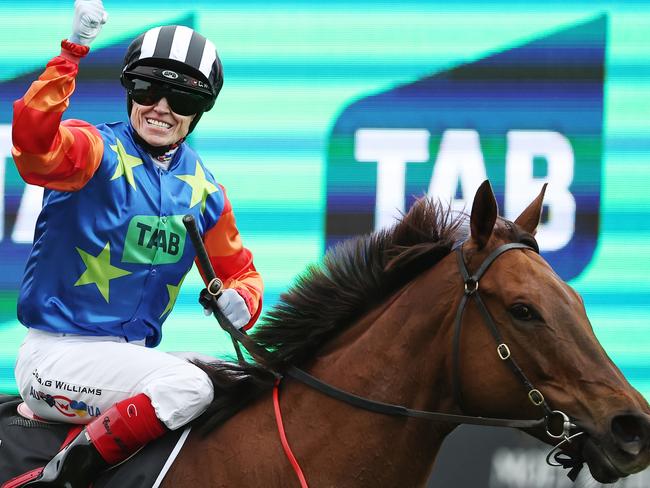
[164,181,650,487]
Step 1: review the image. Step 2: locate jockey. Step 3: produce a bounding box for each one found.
[10,1,263,486]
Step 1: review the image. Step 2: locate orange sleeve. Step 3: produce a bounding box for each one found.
[11,40,103,191]
[201,186,263,330]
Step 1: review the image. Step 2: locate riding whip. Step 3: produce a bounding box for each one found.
[182,214,245,363]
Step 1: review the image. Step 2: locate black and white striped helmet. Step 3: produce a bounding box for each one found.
[121,25,223,112]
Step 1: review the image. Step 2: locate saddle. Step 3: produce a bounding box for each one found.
[0,395,188,488]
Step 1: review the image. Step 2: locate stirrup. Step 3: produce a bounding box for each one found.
[19,430,107,488]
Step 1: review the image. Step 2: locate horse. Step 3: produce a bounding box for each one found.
[162,181,650,487]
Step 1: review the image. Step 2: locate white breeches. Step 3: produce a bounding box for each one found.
[15,328,215,430]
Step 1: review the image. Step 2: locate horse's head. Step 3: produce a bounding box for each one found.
[454,180,650,483]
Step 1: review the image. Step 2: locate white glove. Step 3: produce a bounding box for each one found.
[203,288,251,330]
[69,0,108,46]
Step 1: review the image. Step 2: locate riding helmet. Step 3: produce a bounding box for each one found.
[120,25,224,135]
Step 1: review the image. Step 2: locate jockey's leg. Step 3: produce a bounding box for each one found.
[21,393,167,487]
[13,329,214,487]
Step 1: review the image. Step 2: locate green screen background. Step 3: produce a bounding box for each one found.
[0,1,648,400]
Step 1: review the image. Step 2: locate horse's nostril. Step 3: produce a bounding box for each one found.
[611,414,647,457]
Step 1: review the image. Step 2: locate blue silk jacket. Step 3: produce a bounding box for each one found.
[12,41,263,346]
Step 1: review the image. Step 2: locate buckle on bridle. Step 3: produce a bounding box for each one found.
[497,343,511,360]
[464,279,478,295]
[528,389,545,406]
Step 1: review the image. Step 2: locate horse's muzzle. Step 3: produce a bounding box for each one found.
[581,412,650,483]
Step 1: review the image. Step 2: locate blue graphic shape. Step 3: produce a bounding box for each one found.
[326,15,606,281]
[70,400,88,411]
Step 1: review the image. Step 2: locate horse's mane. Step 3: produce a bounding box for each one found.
[251,198,464,369]
[193,198,465,433]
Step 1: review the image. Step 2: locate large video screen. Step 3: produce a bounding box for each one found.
[0,0,648,403]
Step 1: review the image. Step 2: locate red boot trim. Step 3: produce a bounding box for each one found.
[0,467,43,488]
[0,424,84,488]
[86,394,167,464]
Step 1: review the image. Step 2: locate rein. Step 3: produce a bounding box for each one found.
[183,216,585,484]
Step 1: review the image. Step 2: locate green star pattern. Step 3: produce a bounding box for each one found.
[159,272,188,318]
[175,161,218,212]
[74,242,132,303]
[110,138,143,190]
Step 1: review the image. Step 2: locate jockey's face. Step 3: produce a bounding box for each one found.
[130,97,195,147]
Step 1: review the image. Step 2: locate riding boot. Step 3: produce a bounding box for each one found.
[20,393,167,488]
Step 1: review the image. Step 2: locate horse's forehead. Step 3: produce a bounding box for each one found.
[496,249,547,279]
[493,250,578,303]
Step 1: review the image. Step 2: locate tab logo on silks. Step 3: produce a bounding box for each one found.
[122,215,187,265]
[325,15,606,281]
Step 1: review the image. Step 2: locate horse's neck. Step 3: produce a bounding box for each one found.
[285,262,459,486]
[165,261,462,487]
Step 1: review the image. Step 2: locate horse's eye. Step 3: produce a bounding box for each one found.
[510,303,539,321]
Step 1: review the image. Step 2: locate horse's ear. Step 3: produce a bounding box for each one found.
[514,183,547,235]
[470,180,498,249]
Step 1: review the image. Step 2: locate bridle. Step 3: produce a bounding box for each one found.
[452,242,575,440]
[451,241,585,481]
[183,215,585,481]
[229,241,575,438]
[273,242,577,440]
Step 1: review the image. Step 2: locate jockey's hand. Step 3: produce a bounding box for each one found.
[199,288,251,330]
[69,0,108,46]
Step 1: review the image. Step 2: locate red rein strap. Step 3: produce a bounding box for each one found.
[273,379,309,488]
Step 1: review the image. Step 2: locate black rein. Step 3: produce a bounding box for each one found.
[184,214,557,431]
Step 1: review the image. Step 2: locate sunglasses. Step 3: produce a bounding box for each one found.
[126,78,210,116]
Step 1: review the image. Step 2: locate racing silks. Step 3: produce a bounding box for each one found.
[11,40,263,346]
